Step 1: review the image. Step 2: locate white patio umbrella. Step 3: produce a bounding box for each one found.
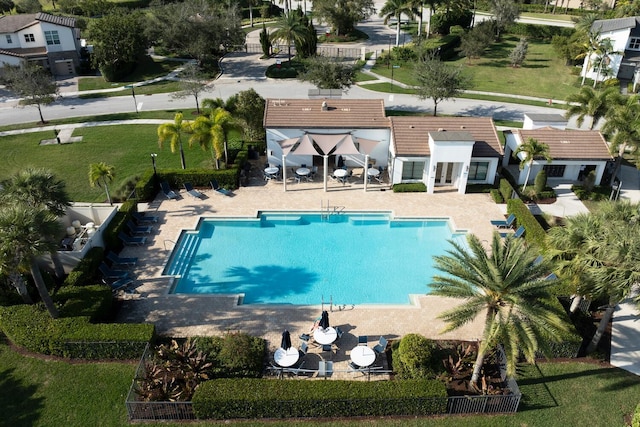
[278,137,300,192]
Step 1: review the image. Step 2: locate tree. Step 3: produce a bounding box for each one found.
[414,54,470,116]
[158,113,191,170]
[294,12,317,59]
[564,86,617,130]
[509,37,528,68]
[0,205,61,318]
[298,56,355,91]
[576,30,601,86]
[591,37,620,88]
[1,64,58,124]
[312,0,375,36]
[171,62,214,115]
[460,25,493,62]
[514,137,552,192]
[269,12,309,63]
[89,162,115,205]
[259,22,272,57]
[547,201,640,353]
[0,0,14,14]
[15,0,41,12]
[88,10,148,81]
[430,232,570,386]
[601,93,640,185]
[380,0,416,47]
[490,0,519,39]
[188,108,236,169]
[234,88,266,141]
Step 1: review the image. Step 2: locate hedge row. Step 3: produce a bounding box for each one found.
[192,379,447,419]
[62,246,104,287]
[505,23,574,41]
[499,178,516,202]
[506,198,547,250]
[56,284,112,321]
[0,304,154,359]
[393,183,427,193]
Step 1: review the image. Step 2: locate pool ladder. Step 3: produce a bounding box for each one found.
[320,200,344,221]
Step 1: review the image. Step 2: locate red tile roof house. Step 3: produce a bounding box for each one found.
[0,12,82,76]
[263,98,503,194]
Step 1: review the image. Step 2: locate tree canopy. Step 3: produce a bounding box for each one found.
[1,64,58,123]
[298,56,355,91]
[414,54,470,116]
[171,62,214,115]
[311,0,375,35]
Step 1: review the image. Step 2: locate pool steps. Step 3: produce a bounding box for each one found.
[165,232,199,277]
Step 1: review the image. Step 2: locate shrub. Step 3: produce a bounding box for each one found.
[196,332,265,378]
[499,178,515,201]
[56,284,112,321]
[393,183,427,192]
[507,198,547,250]
[534,170,547,194]
[572,184,610,201]
[490,189,504,203]
[62,246,104,287]
[430,10,472,35]
[395,333,440,379]
[633,403,640,427]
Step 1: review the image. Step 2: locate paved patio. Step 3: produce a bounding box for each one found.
[116,169,507,376]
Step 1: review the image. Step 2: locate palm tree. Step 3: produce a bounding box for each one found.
[430,233,571,386]
[0,204,61,318]
[576,30,601,86]
[269,12,308,63]
[189,107,237,169]
[89,162,115,206]
[564,86,617,130]
[514,138,552,192]
[157,112,191,169]
[409,0,424,37]
[0,168,71,279]
[380,0,416,47]
[591,37,621,88]
[602,94,640,185]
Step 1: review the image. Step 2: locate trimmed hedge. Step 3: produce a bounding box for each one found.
[55,284,112,321]
[505,23,574,41]
[0,304,154,359]
[394,334,440,379]
[195,333,266,378]
[393,182,427,193]
[499,178,515,202]
[490,188,504,203]
[192,378,447,419]
[62,246,104,287]
[506,198,547,250]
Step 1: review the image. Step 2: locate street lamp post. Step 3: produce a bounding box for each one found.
[125,85,138,114]
[151,153,158,183]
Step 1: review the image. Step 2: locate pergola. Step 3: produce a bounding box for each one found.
[278,133,380,192]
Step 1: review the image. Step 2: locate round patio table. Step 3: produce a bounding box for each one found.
[313,327,337,345]
[367,168,380,177]
[333,169,347,178]
[296,167,310,176]
[350,345,375,367]
[274,347,299,367]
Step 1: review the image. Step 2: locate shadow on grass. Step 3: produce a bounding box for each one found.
[0,366,45,425]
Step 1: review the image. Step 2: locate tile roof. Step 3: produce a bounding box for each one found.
[592,16,640,33]
[0,14,37,33]
[516,129,612,160]
[264,98,389,129]
[390,116,502,157]
[0,46,47,58]
[35,12,77,28]
[524,113,566,122]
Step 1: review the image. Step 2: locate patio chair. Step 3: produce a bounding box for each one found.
[500,225,525,239]
[291,168,301,184]
[210,179,234,197]
[373,336,388,354]
[99,262,130,281]
[317,360,333,379]
[299,342,309,357]
[299,333,310,342]
[322,344,334,355]
[491,213,516,229]
[132,212,159,224]
[102,277,135,295]
[126,220,153,235]
[335,326,344,340]
[160,181,178,200]
[348,361,362,372]
[358,335,368,346]
[183,182,204,199]
[106,251,138,268]
[118,231,147,246]
[286,360,307,377]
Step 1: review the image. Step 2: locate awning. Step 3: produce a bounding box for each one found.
[309,133,347,155]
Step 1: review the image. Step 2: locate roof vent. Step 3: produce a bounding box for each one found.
[560,140,571,144]
[302,107,312,111]
[437,128,445,132]
[321,101,328,111]
[460,125,466,129]
[409,125,415,129]
[341,108,351,112]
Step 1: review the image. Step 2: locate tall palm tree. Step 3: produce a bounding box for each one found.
[591,37,621,88]
[157,112,191,169]
[514,138,552,192]
[269,12,308,63]
[380,0,416,47]
[602,94,640,185]
[89,162,115,206]
[0,168,71,280]
[430,233,570,386]
[0,205,61,318]
[564,86,617,130]
[576,30,601,86]
[189,107,237,169]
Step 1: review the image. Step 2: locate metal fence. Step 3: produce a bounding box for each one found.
[243,43,365,59]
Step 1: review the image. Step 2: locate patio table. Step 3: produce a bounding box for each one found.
[296,167,310,176]
[274,346,299,367]
[350,345,375,367]
[313,327,337,345]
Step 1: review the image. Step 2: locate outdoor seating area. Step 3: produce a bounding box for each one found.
[268,311,391,381]
[258,161,388,190]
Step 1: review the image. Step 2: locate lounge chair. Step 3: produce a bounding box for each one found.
[106,251,138,268]
[132,212,159,224]
[490,213,516,229]
[126,220,152,235]
[118,231,147,246]
[373,336,388,354]
[160,181,178,200]
[103,277,135,295]
[500,225,525,239]
[99,262,130,280]
[183,182,204,199]
[210,179,234,197]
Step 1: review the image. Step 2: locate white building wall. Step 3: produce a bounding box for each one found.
[40,21,76,53]
[0,55,23,67]
[580,30,629,83]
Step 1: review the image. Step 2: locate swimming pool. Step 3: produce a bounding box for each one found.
[165,211,466,305]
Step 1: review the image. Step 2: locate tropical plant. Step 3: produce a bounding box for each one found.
[564,86,617,130]
[269,12,309,63]
[0,205,61,318]
[379,0,416,47]
[430,232,571,387]
[590,37,621,88]
[88,162,115,205]
[601,93,640,185]
[311,0,376,36]
[514,137,552,192]
[189,107,236,169]
[157,112,191,169]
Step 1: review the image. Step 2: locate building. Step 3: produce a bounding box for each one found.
[0,12,82,76]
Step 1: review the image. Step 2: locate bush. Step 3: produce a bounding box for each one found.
[505,23,573,41]
[490,188,504,203]
[632,403,640,427]
[499,178,515,201]
[55,284,112,321]
[572,184,610,201]
[534,170,547,194]
[394,333,440,379]
[507,198,547,250]
[62,247,104,287]
[393,183,427,192]
[430,10,472,35]
[196,332,265,378]
[192,378,447,419]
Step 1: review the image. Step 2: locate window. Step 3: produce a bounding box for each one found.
[24,33,35,42]
[543,164,566,178]
[44,30,60,45]
[629,37,640,50]
[5,35,12,44]
[402,161,425,180]
[468,161,489,180]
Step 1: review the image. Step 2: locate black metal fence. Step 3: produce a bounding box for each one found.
[243,43,365,59]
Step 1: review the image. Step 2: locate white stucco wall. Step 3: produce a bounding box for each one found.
[580,31,629,82]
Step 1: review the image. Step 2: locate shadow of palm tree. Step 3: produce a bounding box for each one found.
[0,366,45,426]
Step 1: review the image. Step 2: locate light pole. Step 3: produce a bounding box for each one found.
[125,85,138,114]
[151,153,158,183]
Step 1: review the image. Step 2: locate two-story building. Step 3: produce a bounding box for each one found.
[0,12,82,76]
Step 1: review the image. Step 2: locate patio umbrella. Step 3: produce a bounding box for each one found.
[319,310,330,329]
[281,330,292,350]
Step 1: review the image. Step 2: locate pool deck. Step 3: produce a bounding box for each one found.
[116,175,506,378]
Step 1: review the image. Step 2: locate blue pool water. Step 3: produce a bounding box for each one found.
[165,212,466,305]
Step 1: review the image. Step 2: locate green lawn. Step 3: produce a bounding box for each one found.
[78,57,186,91]
[0,124,220,202]
[78,81,186,99]
[2,336,639,427]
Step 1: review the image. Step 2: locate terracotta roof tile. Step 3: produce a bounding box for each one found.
[516,129,612,160]
[390,116,502,157]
